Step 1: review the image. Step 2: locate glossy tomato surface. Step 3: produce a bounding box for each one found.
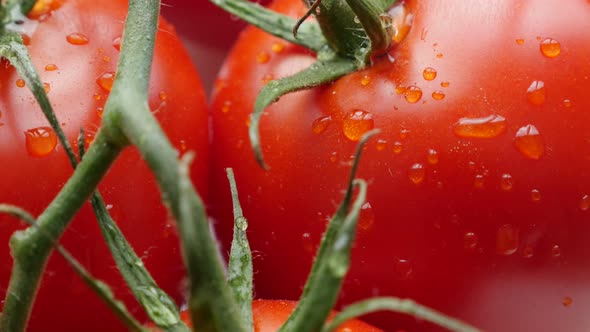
[161,0,270,91]
[147,300,382,331]
[0,1,207,331]
[209,0,590,331]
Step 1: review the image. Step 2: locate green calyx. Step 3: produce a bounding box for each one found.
[212,0,397,168]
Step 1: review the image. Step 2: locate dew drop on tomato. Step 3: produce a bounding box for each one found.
[375,139,388,151]
[395,85,406,94]
[271,42,285,53]
[473,174,485,189]
[551,244,562,258]
[159,91,168,101]
[393,258,414,280]
[514,124,545,160]
[463,232,479,251]
[28,0,63,20]
[66,33,89,45]
[563,99,573,109]
[515,38,525,45]
[96,72,116,92]
[312,116,332,135]
[256,51,270,64]
[563,296,573,307]
[96,107,104,118]
[408,163,425,184]
[431,90,445,100]
[24,127,58,157]
[530,189,542,202]
[392,141,403,154]
[342,110,374,141]
[522,245,534,258]
[500,173,514,191]
[15,79,25,88]
[453,115,507,138]
[358,202,375,231]
[540,38,561,58]
[112,36,122,51]
[329,151,338,163]
[221,100,232,114]
[526,80,546,105]
[422,67,437,81]
[404,86,423,103]
[427,148,439,165]
[440,81,450,88]
[45,63,58,71]
[360,75,371,86]
[302,233,314,253]
[579,194,590,211]
[399,129,410,139]
[43,83,51,94]
[496,224,519,256]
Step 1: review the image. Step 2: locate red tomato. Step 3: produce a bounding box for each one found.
[0,0,207,331]
[147,300,382,331]
[209,0,590,331]
[161,0,270,91]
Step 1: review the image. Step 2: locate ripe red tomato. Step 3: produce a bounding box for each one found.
[209,0,590,331]
[161,0,270,90]
[147,300,382,331]
[0,0,207,331]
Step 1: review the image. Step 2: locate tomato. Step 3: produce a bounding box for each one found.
[209,0,590,331]
[0,0,207,331]
[160,0,270,91]
[147,300,382,331]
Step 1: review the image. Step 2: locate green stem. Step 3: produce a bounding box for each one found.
[0,132,122,332]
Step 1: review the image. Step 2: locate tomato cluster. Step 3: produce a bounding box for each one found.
[2,0,590,331]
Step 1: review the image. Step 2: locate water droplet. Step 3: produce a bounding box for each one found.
[179,140,187,152]
[261,73,274,85]
[15,79,25,88]
[579,194,590,211]
[496,224,519,256]
[312,116,332,135]
[393,258,413,280]
[24,127,57,157]
[500,173,514,191]
[93,94,102,101]
[436,53,443,58]
[515,38,525,45]
[551,244,561,258]
[375,139,387,151]
[102,55,111,62]
[453,115,507,138]
[392,141,403,154]
[540,38,561,58]
[404,86,423,103]
[353,16,360,24]
[112,36,122,51]
[514,124,544,160]
[256,51,270,64]
[427,149,439,165]
[526,80,546,105]
[360,75,371,86]
[422,67,437,81]
[530,189,542,202]
[521,245,534,258]
[463,232,479,251]
[66,33,89,45]
[221,100,232,114]
[96,72,116,92]
[302,233,314,253]
[28,0,63,20]
[408,163,425,184]
[158,91,167,101]
[329,151,338,163]
[473,174,485,189]
[45,64,58,71]
[563,99,573,109]
[96,107,104,118]
[271,42,285,53]
[440,81,450,88]
[342,110,374,141]
[563,296,573,307]
[43,82,50,94]
[399,129,410,139]
[358,202,375,231]
[432,90,445,100]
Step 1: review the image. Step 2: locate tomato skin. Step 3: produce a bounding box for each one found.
[147,300,382,331]
[0,1,207,331]
[210,0,590,331]
[161,0,271,91]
